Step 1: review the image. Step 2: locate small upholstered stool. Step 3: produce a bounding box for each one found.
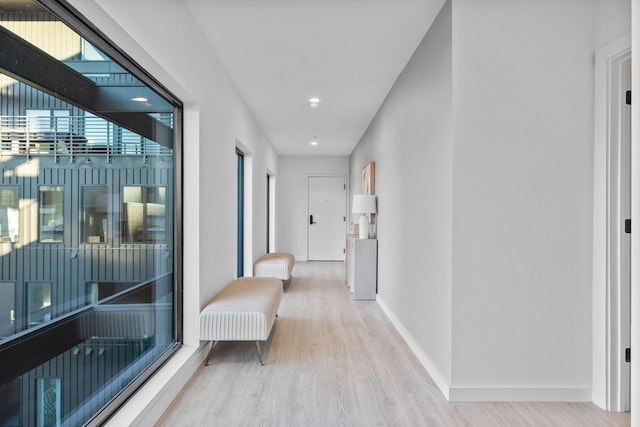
[253,252,295,291]
[200,277,282,366]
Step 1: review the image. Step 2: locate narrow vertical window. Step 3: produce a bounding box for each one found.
[26,282,52,327]
[0,186,19,243]
[266,174,271,253]
[122,186,167,243]
[82,186,109,243]
[39,187,64,243]
[267,173,276,254]
[237,149,244,277]
[36,378,60,427]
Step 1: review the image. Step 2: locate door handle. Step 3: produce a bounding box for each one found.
[310,214,317,225]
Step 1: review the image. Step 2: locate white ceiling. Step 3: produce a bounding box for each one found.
[183,0,445,156]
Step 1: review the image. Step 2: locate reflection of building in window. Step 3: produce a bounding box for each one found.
[39,187,64,243]
[0,2,179,424]
[27,283,52,327]
[37,378,60,427]
[0,187,19,243]
[122,186,166,243]
[0,282,15,338]
[82,186,109,243]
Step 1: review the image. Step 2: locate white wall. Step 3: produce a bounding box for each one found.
[67,0,279,424]
[349,0,453,390]
[594,0,632,48]
[278,156,349,261]
[351,0,631,402]
[450,0,595,399]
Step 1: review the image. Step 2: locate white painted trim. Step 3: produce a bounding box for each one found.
[379,294,593,403]
[448,387,592,402]
[105,343,209,427]
[376,296,451,400]
[592,32,632,411]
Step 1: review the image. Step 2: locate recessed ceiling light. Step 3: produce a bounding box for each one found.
[131,97,148,102]
[309,97,320,108]
[310,136,318,146]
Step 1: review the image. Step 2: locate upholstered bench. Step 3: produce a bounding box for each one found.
[253,252,295,291]
[200,277,282,366]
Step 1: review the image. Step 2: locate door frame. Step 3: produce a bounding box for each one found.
[592,33,631,411]
[306,174,347,261]
[630,5,639,423]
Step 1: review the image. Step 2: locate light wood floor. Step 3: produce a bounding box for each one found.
[157,262,630,427]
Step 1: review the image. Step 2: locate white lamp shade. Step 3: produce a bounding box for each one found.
[352,195,376,239]
[351,195,377,214]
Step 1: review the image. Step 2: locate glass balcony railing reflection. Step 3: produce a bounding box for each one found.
[0,115,173,160]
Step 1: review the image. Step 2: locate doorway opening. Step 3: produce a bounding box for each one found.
[593,34,631,412]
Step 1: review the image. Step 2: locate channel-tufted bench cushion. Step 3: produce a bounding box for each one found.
[253,252,295,291]
[199,277,282,365]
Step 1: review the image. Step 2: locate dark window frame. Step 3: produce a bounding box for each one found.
[1,1,184,424]
[266,173,271,253]
[236,148,244,278]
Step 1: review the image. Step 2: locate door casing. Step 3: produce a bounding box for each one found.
[592,33,631,412]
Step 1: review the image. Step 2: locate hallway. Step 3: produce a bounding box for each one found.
[157,262,630,426]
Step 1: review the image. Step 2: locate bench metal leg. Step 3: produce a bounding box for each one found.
[204,340,219,366]
[256,341,265,366]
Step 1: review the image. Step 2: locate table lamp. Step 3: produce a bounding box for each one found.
[352,194,377,239]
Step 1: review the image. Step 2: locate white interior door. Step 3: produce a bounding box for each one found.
[308,176,346,261]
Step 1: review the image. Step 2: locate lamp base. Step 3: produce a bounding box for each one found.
[358,214,369,239]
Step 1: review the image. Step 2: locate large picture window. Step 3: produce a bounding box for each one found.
[0,1,182,425]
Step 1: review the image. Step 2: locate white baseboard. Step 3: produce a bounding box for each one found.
[105,342,209,427]
[376,296,451,400]
[448,386,592,402]
[376,296,592,403]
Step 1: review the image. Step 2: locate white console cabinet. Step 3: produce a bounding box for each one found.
[346,235,377,300]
